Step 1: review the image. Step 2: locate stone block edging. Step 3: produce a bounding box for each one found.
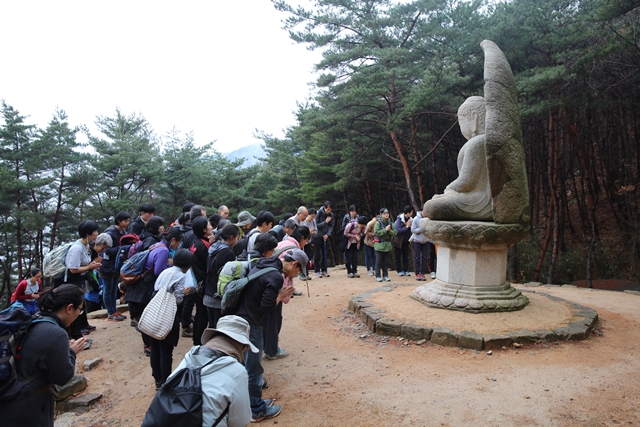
[348,285,599,350]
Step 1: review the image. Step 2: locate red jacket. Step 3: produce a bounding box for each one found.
[11,279,42,302]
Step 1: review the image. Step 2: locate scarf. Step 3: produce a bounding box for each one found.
[203,334,246,363]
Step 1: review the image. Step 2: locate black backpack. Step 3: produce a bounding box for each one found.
[141,347,230,427]
[233,229,260,258]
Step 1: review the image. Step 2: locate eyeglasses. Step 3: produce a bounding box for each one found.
[77,307,84,315]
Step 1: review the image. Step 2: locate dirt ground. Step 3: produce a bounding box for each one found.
[58,267,640,427]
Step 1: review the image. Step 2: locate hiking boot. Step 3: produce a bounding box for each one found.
[108,313,126,322]
[265,349,289,360]
[430,272,436,279]
[181,327,193,338]
[322,271,330,277]
[292,290,303,296]
[251,405,281,423]
[347,273,354,278]
[376,277,383,282]
[264,398,275,407]
[384,277,391,282]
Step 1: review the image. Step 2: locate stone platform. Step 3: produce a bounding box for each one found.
[413,219,530,312]
[349,284,598,350]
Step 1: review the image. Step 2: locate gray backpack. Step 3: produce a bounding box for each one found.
[220,267,279,315]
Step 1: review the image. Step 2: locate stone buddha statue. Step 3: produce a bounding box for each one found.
[424,96,493,221]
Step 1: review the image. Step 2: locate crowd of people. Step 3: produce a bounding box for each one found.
[4,200,437,426]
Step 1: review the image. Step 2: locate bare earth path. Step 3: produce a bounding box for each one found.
[59,268,640,427]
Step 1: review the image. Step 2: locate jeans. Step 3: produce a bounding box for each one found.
[101,275,119,315]
[149,337,174,383]
[244,325,267,416]
[394,240,411,272]
[364,245,375,271]
[375,251,390,278]
[345,244,360,274]
[413,241,429,275]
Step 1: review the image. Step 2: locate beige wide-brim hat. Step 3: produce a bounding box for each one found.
[201,315,258,353]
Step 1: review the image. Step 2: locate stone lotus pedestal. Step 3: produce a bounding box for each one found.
[411,219,529,313]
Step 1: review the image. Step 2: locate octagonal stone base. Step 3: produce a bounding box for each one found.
[412,219,529,313]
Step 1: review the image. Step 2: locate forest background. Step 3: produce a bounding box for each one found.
[1,0,639,304]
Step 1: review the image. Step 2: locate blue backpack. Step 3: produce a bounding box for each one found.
[119,249,152,285]
[0,303,57,402]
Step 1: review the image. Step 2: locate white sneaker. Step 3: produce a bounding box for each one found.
[398,271,404,276]
[367,269,374,276]
[316,272,323,279]
[430,272,436,279]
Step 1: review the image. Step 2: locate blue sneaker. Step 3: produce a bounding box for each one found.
[251,405,281,423]
[398,271,404,276]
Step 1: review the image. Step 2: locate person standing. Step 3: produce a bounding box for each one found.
[100,211,131,321]
[373,208,397,282]
[129,203,155,236]
[314,201,334,278]
[233,240,303,422]
[344,216,368,278]
[394,205,414,276]
[187,216,215,345]
[363,217,377,276]
[411,208,430,281]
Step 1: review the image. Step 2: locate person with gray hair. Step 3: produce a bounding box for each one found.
[294,206,308,225]
[94,232,113,248]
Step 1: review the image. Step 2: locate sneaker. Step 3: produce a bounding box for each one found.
[416,274,422,281]
[115,311,127,319]
[316,272,323,279]
[430,272,436,279]
[83,338,92,350]
[322,271,330,277]
[384,277,391,282]
[81,328,90,336]
[251,405,281,423]
[376,277,383,282]
[398,271,404,276]
[86,325,97,331]
[130,318,139,327]
[265,349,289,360]
[404,271,411,277]
[107,313,125,322]
[264,398,275,407]
[292,290,303,296]
[144,345,151,357]
[182,327,193,338]
[155,380,163,390]
[262,378,268,389]
[353,273,360,278]
[347,273,354,278]
[367,269,374,276]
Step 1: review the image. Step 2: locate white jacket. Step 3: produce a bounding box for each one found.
[171,346,251,427]
[411,212,430,244]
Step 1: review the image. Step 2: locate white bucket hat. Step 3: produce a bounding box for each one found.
[201,315,258,353]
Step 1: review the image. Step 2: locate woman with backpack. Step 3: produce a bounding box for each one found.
[140,216,166,249]
[10,268,43,315]
[148,248,194,390]
[127,228,184,356]
[0,284,86,426]
[373,208,397,282]
[203,224,240,329]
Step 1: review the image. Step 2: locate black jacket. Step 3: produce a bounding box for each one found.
[99,225,125,275]
[204,241,237,297]
[233,257,283,326]
[190,237,211,283]
[128,216,145,236]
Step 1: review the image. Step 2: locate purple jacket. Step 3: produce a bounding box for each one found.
[144,242,171,277]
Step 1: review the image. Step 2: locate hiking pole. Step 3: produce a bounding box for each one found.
[305,277,310,298]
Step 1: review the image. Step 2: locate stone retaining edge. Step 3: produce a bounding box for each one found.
[348,284,599,350]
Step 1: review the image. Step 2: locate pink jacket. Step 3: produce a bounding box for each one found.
[344,221,365,249]
[276,237,301,304]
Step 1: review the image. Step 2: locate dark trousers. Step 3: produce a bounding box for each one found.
[413,241,429,275]
[312,237,325,273]
[428,242,437,273]
[394,240,411,272]
[181,292,196,329]
[129,301,151,349]
[375,251,390,278]
[149,337,174,384]
[244,325,267,417]
[69,300,89,340]
[304,243,313,274]
[207,306,222,329]
[192,296,208,346]
[345,244,360,274]
[263,302,283,356]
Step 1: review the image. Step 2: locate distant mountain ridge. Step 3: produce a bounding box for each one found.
[223,143,265,168]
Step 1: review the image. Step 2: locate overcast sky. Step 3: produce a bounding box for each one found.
[0,1,320,153]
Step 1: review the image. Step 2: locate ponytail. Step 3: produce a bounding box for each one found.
[39,284,84,313]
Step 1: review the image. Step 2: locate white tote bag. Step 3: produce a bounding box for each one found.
[137,269,178,340]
